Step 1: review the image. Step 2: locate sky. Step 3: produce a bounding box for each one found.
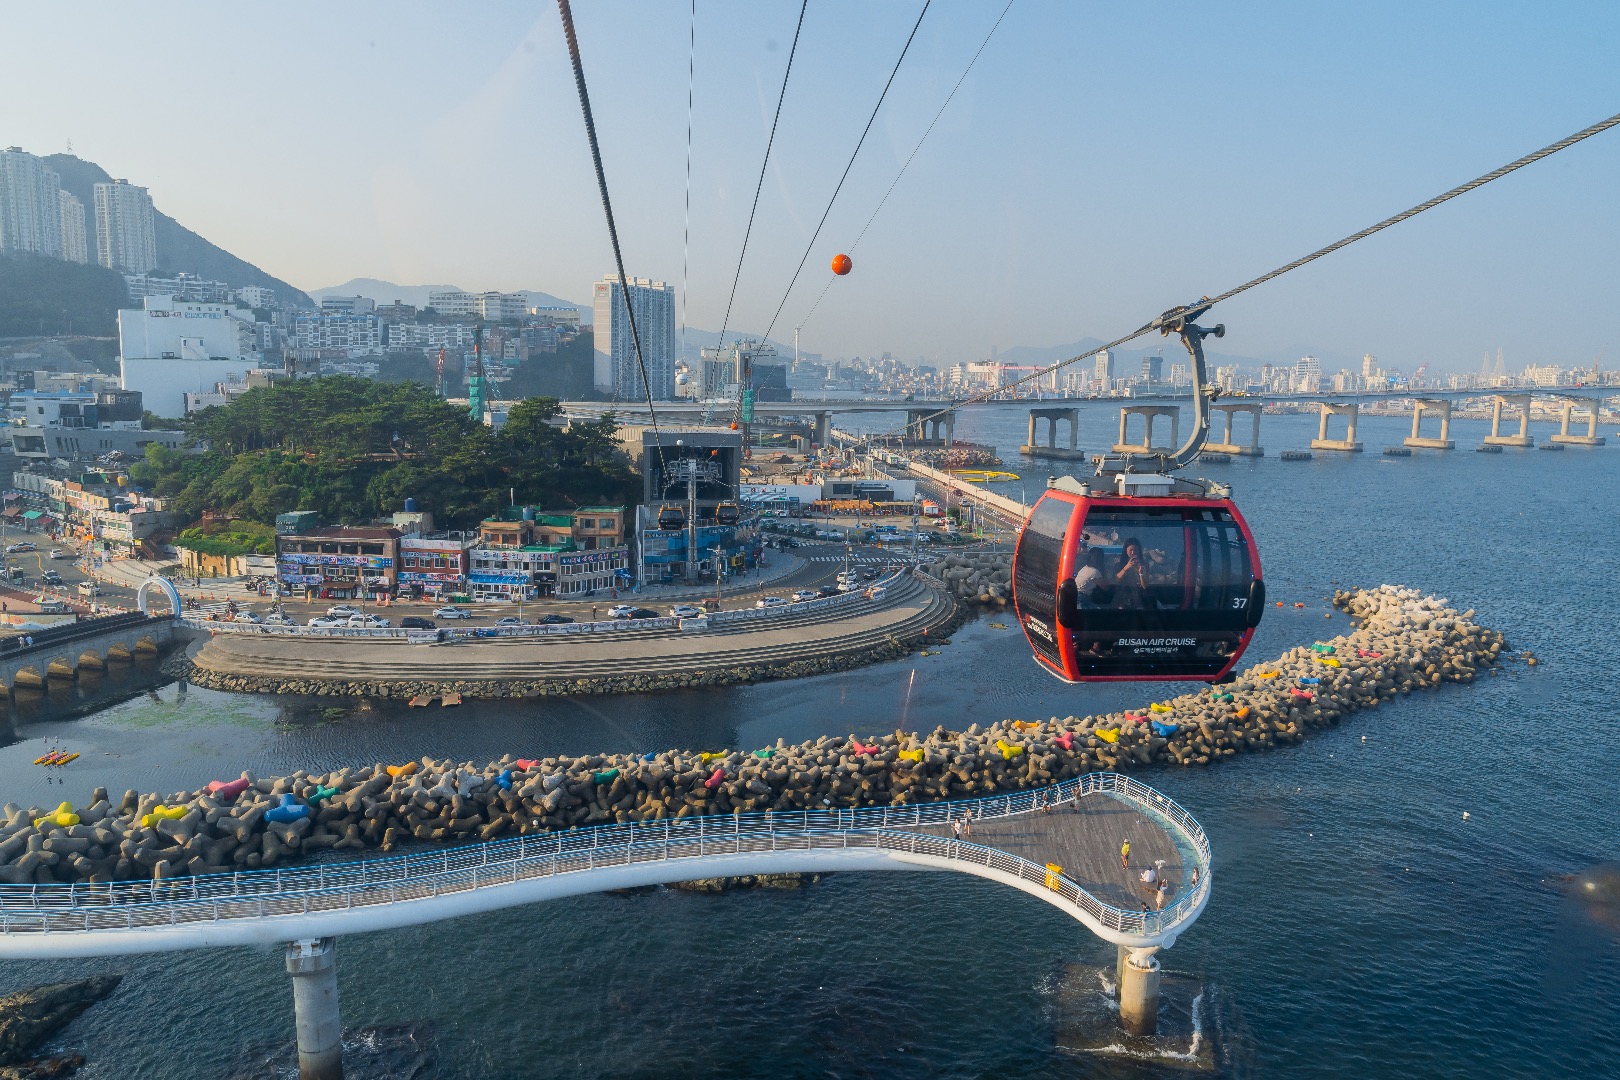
[2,1,1618,373]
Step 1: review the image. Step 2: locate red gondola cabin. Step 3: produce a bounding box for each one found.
[1012,482,1264,682]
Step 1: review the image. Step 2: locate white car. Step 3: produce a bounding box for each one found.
[348,614,389,628]
[669,604,703,618]
[326,605,361,618]
[48,548,69,560]
[232,611,263,624]
[607,604,636,618]
[262,612,294,626]
[755,596,788,609]
[5,543,35,554]
[433,606,473,620]
[495,616,528,627]
[790,590,819,603]
[307,616,346,628]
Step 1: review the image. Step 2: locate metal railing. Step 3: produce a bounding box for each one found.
[0,774,1208,941]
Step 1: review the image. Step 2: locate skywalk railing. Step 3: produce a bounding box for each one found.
[0,773,1209,941]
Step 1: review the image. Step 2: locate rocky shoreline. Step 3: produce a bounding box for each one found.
[0,586,1511,887]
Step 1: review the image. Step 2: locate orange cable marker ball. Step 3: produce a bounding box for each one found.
[831,253,853,276]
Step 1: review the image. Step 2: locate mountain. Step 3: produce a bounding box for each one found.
[308,278,588,320]
[0,251,128,338]
[44,155,316,309]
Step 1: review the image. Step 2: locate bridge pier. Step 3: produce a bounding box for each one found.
[286,937,344,1080]
[1020,407,1086,460]
[1118,946,1162,1036]
[813,411,831,448]
[1205,402,1264,456]
[1404,398,1454,449]
[1112,406,1180,455]
[1309,402,1363,452]
[1550,400,1605,446]
[1483,394,1534,448]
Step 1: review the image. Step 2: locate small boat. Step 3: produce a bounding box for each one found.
[440,692,462,707]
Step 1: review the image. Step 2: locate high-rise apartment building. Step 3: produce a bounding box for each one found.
[1093,349,1114,389]
[58,191,87,263]
[591,275,675,399]
[0,147,64,258]
[94,179,157,273]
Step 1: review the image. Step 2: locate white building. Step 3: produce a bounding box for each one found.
[531,304,581,328]
[1523,363,1562,388]
[319,295,375,315]
[58,190,87,264]
[118,296,261,417]
[234,285,276,309]
[1292,356,1322,393]
[293,312,383,355]
[591,275,675,399]
[0,147,63,258]
[384,322,479,352]
[124,273,233,303]
[94,179,157,273]
[427,290,481,318]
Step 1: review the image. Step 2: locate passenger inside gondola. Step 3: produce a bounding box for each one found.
[1073,547,1111,607]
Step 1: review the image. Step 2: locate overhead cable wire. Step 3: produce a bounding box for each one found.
[556,0,666,474]
[678,0,697,383]
[715,0,809,355]
[890,107,1620,438]
[759,0,931,344]
[796,0,1015,334]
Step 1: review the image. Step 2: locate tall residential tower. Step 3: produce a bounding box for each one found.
[0,147,64,258]
[591,275,675,400]
[94,179,157,273]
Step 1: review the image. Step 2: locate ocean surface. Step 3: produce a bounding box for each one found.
[1,405,1616,1078]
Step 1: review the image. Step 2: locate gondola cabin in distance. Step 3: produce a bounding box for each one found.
[1012,475,1264,682]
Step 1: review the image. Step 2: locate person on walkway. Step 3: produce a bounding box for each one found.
[962,809,973,840]
[1120,838,1131,869]
[1139,864,1158,887]
[1040,790,1052,814]
[950,816,962,842]
[1156,879,1172,910]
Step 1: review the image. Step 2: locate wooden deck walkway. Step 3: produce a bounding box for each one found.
[923,791,1192,912]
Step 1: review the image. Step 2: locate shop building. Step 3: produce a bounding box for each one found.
[275,526,400,601]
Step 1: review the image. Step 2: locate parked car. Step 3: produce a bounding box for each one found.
[755,596,788,609]
[41,570,63,586]
[627,607,662,619]
[790,590,819,603]
[433,606,473,620]
[495,616,529,627]
[399,617,437,630]
[537,613,575,625]
[261,612,294,626]
[347,614,389,628]
[326,605,361,618]
[817,584,841,598]
[307,616,346,628]
[5,543,36,554]
[859,567,880,580]
[607,604,636,618]
[48,549,69,560]
[232,611,263,624]
[669,604,703,618]
[76,581,99,598]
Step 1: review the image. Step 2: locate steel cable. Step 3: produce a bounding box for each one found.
[759,0,932,344]
[556,0,666,476]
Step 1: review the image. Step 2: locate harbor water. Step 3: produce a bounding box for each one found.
[1,406,1616,1078]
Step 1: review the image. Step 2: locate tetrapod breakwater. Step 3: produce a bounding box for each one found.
[0,586,1508,886]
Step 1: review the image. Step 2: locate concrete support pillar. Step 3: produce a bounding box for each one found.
[944,411,954,447]
[286,938,344,1080]
[1118,947,1161,1036]
[1310,403,1363,452]
[1206,403,1264,455]
[1027,412,1038,449]
[813,412,831,447]
[1484,394,1534,447]
[1066,411,1077,449]
[1405,399,1454,449]
[1551,400,1605,446]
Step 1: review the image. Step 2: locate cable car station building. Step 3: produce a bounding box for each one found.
[634,428,761,586]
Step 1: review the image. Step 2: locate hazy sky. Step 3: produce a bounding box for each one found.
[3,1,1618,371]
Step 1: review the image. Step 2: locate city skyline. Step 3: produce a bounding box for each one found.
[2,2,1618,373]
